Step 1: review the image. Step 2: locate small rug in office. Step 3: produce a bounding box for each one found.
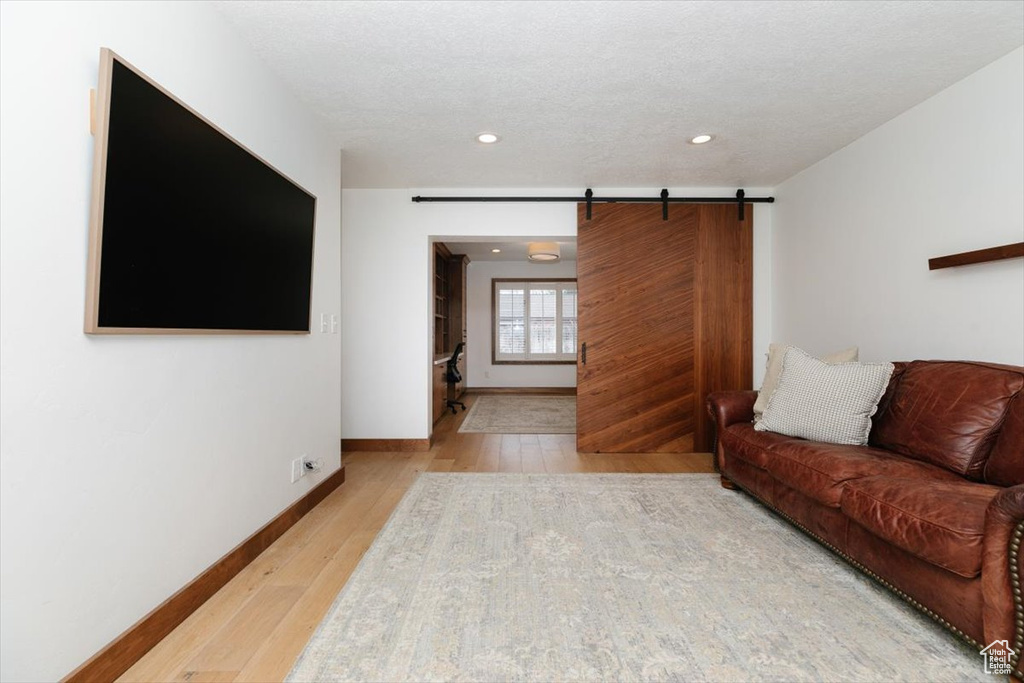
[287,473,983,682]
[457,395,575,434]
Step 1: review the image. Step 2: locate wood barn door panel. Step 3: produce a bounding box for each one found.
[576,203,697,453]
[693,204,753,452]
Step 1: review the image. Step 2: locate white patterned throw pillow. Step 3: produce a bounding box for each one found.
[753,343,859,422]
[755,347,894,446]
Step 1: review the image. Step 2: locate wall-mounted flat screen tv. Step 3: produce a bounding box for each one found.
[85,48,316,334]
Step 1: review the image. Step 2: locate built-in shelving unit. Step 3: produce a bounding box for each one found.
[434,246,450,355]
[432,243,469,426]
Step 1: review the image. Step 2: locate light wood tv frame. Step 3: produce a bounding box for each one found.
[84,48,317,335]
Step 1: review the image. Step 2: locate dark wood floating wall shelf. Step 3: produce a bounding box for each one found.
[928,242,1024,270]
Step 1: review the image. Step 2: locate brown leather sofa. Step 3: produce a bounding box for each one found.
[707,360,1024,676]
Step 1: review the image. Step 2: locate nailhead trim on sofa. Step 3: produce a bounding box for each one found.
[726,479,1024,679]
[1011,521,1023,679]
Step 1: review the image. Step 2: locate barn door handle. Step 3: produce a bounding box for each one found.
[581,342,587,365]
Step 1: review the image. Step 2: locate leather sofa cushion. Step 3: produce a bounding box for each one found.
[985,393,1024,486]
[870,361,1023,479]
[841,476,1000,579]
[765,441,959,508]
[721,423,800,469]
[845,522,986,644]
[870,361,908,432]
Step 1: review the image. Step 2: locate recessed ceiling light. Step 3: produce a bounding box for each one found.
[491,248,501,253]
[476,132,499,144]
[690,134,713,144]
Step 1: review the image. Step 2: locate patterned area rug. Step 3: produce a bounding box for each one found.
[287,474,984,682]
[458,395,575,433]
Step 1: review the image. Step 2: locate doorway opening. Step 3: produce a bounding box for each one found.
[429,238,578,434]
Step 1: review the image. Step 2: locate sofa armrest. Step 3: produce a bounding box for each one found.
[706,391,758,429]
[706,391,758,478]
[983,485,1024,658]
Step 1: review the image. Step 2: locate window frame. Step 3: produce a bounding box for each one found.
[491,278,578,365]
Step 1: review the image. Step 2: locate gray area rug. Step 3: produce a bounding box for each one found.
[287,474,984,682]
[458,395,575,433]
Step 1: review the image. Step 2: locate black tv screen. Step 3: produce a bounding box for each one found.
[86,49,316,333]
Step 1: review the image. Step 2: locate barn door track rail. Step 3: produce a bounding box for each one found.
[411,188,775,221]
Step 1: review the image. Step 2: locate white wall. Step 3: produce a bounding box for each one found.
[465,259,578,388]
[0,3,342,681]
[771,47,1024,365]
[342,188,772,440]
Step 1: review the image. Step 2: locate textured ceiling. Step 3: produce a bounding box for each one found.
[212,1,1023,188]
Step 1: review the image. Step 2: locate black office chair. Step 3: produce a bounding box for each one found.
[446,341,467,414]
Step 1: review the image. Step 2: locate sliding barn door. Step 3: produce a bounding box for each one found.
[576,202,751,453]
[692,204,753,452]
[576,203,698,453]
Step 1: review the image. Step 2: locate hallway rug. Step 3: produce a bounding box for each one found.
[287,473,984,682]
[458,395,575,433]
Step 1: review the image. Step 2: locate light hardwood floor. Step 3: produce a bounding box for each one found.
[119,393,714,683]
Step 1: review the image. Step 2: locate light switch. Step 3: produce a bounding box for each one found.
[320,313,329,333]
[330,314,339,334]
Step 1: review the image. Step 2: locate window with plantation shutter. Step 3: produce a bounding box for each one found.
[493,280,577,363]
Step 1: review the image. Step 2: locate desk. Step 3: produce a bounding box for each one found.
[432,353,466,425]
[432,357,447,424]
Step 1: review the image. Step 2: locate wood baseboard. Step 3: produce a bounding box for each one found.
[341,438,432,452]
[62,465,346,683]
[464,387,577,395]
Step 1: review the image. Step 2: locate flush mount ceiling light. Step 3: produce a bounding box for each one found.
[527,242,560,262]
[491,248,501,253]
[690,134,713,144]
[476,132,500,144]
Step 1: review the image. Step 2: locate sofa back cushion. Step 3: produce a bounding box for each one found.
[985,391,1024,486]
[870,361,1024,480]
[871,361,908,431]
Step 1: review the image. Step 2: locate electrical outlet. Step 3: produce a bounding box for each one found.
[290,457,305,483]
[303,456,323,473]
